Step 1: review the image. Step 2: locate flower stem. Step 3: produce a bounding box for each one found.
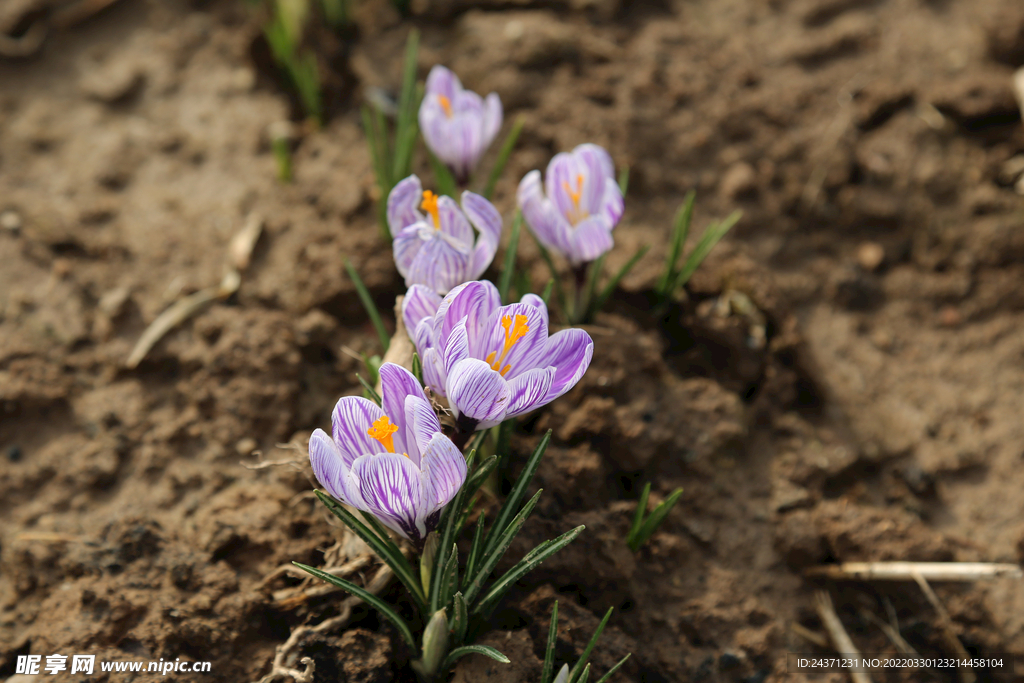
[571,264,589,324]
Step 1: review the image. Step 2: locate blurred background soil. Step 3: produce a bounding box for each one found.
[2,0,1024,680]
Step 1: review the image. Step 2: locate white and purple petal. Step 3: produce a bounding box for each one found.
[565,214,615,265]
[504,366,555,418]
[461,191,502,279]
[406,233,473,295]
[537,327,594,401]
[352,452,426,541]
[421,347,447,397]
[481,302,548,380]
[436,194,475,247]
[419,432,468,512]
[425,65,461,100]
[445,358,510,426]
[517,170,573,256]
[406,394,442,462]
[310,428,359,506]
[387,175,424,238]
[443,318,471,376]
[481,92,503,150]
[378,363,428,457]
[434,280,501,353]
[403,285,442,337]
[331,397,385,466]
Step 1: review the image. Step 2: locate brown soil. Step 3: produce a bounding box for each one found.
[3,0,1024,681]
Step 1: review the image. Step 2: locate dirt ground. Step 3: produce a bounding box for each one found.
[3,0,1024,681]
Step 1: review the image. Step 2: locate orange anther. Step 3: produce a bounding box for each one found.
[438,94,453,118]
[421,190,441,228]
[367,415,399,453]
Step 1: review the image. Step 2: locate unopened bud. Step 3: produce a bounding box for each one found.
[420,608,450,677]
[420,531,439,596]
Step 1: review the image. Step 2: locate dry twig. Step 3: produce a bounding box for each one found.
[805,562,1022,582]
[814,590,873,683]
[911,571,976,683]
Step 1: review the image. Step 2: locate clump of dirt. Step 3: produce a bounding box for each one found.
[3,0,1024,681]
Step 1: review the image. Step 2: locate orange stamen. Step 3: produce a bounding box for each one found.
[421,190,441,228]
[438,94,453,119]
[367,415,399,453]
[560,174,588,225]
[488,314,530,376]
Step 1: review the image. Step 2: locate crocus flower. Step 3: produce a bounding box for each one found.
[402,280,594,432]
[308,363,467,544]
[418,65,502,184]
[388,175,502,295]
[517,143,624,266]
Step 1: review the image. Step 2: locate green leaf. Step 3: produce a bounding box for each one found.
[540,278,555,306]
[577,664,592,683]
[495,418,515,461]
[617,166,630,196]
[498,212,523,304]
[568,607,614,683]
[462,455,500,505]
[472,524,584,618]
[440,645,510,673]
[575,254,605,324]
[627,481,651,548]
[529,233,567,321]
[464,511,487,591]
[632,487,684,552]
[671,209,741,293]
[431,464,471,613]
[293,562,417,649]
[356,373,382,406]
[411,351,424,385]
[437,542,459,611]
[344,258,390,353]
[593,654,632,683]
[481,430,551,563]
[392,29,420,181]
[590,245,649,319]
[541,600,559,683]
[482,116,525,200]
[361,104,393,239]
[314,491,426,613]
[464,489,544,606]
[451,591,469,645]
[427,148,459,198]
[658,190,696,295]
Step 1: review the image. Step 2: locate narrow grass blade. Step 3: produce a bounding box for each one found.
[541,600,559,683]
[451,591,469,645]
[392,29,420,180]
[440,645,510,673]
[436,542,458,610]
[568,607,614,683]
[356,373,382,406]
[483,116,524,200]
[495,418,515,460]
[515,269,532,302]
[671,209,741,293]
[593,654,632,683]
[634,487,684,550]
[362,105,393,239]
[540,278,555,306]
[427,148,458,198]
[577,254,605,324]
[314,491,426,613]
[431,459,473,612]
[498,212,522,304]
[627,481,651,550]
[462,456,499,512]
[577,664,592,683]
[657,190,696,296]
[464,489,543,605]
[468,429,489,456]
[590,245,648,318]
[529,233,567,319]
[464,511,487,590]
[293,562,417,649]
[473,525,585,618]
[617,166,630,196]
[344,258,390,353]
[481,430,551,563]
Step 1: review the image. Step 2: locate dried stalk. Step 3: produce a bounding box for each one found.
[255,564,393,683]
[814,590,873,683]
[805,562,1022,582]
[911,572,976,683]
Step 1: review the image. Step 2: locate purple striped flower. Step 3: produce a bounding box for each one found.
[388,175,502,295]
[418,65,502,184]
[517,143,624,266]
[308,363,467,544]
[402,280,594,432]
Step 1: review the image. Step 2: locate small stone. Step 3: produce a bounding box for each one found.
[720,161,758,200]
[719,652,744,671]
[1,209,22,233]
[856,241,885,271]
[938,306,962,328]
[7,445,22,462]
[235,437,257,456]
